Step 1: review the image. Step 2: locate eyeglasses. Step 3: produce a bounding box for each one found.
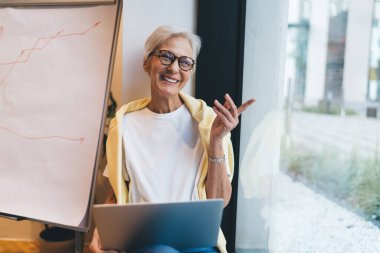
[150,50,195,71]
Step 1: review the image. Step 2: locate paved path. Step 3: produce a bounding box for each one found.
[269,172,380,253]
[289,112,380,157]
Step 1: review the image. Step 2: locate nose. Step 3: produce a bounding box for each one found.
[167,58,180,73]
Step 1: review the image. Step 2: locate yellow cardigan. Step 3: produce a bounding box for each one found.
[106,92,234,253]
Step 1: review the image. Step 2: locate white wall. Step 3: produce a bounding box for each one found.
[122,0,197,104]
[110,15,123,108]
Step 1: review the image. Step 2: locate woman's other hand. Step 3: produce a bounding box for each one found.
[211,93,255,140]
[89,228,119,253]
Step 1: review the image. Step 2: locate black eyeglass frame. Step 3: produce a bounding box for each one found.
[149,49,196,71]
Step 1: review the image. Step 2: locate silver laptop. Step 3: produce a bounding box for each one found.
[92,199,224,252]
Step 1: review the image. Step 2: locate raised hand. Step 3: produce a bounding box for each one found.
[89,228,119,253]
[211,93,255,140]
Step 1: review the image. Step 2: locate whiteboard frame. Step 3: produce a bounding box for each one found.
[0,0,122,232]
[0,0,115,6]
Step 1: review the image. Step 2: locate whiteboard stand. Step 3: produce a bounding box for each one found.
[0,0,123,241]
[75,231,83,253]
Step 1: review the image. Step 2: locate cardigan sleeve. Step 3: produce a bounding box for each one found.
[106,117,129,204]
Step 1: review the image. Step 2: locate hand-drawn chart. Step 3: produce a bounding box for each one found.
[0,125,85,143]
[0,4,118,229]
[0,21,101,86]
[0,22,104,144]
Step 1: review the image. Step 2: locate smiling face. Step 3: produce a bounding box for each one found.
[144,36,193,99]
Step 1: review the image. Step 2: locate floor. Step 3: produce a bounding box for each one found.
[0,240,90,253]
[0,241,40,253]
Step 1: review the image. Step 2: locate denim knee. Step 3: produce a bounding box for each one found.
[130,245,181,253]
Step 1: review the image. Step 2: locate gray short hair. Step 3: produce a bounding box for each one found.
[144,25,201,62]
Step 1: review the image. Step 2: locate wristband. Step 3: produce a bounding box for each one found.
[208,155,225,163]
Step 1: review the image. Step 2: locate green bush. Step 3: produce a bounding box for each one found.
[351,156,380,221]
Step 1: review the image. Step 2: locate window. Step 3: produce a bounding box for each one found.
[236,0,380,252]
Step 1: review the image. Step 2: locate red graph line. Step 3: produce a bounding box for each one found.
[0,21,101,85]
[0,125,85,144]
[56,21,102,38]
[0,29,64,66]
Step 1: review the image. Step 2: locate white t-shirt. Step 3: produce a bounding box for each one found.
[104,104,204,203]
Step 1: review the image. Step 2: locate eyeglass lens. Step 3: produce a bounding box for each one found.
[158,50,194,71]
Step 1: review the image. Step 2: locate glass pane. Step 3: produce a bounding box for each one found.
[272,0,380,252]
[235,0,288,252]
[237,0,380,252]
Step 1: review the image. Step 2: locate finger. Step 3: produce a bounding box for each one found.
[223,100,236,120]
[214,99,235,122]
[213,106,233,129]
[213,105,231,125]
[237,98,256,115]
[223,100,230,110]
[224,93,238,118]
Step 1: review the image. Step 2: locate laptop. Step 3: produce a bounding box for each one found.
[92,199,224,252]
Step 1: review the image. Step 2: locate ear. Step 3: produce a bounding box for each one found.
[143,56,149,73]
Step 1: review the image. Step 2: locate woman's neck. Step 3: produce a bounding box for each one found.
[148,94,183,114]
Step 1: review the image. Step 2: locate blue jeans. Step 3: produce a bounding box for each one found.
[130,245,219,253]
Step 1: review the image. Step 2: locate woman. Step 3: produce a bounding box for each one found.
[89,25,254,253]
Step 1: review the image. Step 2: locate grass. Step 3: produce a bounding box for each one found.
[281,140,380,223]
[351,155,380,221]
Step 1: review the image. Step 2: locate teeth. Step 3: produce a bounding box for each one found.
[163,76,179,83]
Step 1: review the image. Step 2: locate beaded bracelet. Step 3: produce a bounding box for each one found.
[208,155,225,163]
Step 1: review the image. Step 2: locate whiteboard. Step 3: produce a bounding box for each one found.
[0,1,121,230]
